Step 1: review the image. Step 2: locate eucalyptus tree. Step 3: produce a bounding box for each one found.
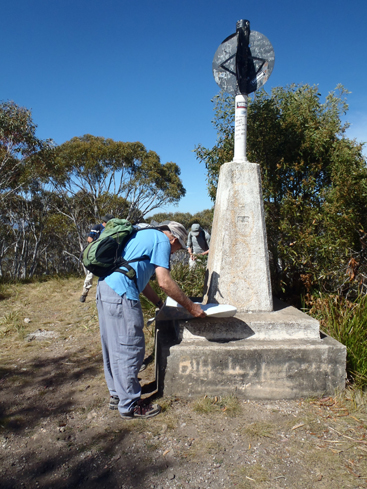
[187,208,214,233]
[147,209,214,233]
[195,84,367,297]
[54,134,185,221]
[0,100,54,199]
[0,183,55,278]
[51,135,186,254]
[147,212,193,230]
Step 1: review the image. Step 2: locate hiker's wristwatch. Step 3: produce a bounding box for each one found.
[155,299,163,308]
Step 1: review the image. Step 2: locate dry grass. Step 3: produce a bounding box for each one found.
[192,394,242,417]
[235,464,270,487]
[241,420,277,440]
[0,275,156,349]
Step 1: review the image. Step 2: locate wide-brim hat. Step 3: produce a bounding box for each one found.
[158,221,188,249]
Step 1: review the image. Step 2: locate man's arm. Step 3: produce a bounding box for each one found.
[87,223,103,243]
[142,282,163,309]
[155,266,206,318]
[187,232,192,248]
[197,231,210,256]
[203,231,210,252]
[187,246,197,261]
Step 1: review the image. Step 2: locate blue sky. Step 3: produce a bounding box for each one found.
[2,0,366,215]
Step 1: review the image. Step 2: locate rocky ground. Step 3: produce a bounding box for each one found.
[1,277,367,489]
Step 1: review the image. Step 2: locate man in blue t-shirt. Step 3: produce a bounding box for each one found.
[96,221,206,420]
[80,214,114,302]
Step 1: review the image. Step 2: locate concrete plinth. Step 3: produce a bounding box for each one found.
[156,300,346,399]
[158,334,346,400]
[203,161,272,312]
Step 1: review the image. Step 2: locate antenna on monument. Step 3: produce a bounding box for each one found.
[212,20,275,161]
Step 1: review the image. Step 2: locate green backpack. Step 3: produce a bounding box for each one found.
[82,218,149,280]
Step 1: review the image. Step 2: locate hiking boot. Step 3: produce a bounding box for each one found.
[120,400,161,419]
[79,295,87,303]
[133,402,161,419]
[109,395,119,410]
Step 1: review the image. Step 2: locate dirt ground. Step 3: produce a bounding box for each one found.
[1,277,367,489]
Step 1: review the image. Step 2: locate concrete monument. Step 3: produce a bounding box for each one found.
[204,19,275,312]
[155,20,346,400]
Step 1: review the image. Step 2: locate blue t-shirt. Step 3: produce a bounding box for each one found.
[104,229,171,300]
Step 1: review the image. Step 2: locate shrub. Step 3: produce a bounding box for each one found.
[308,294,367,388]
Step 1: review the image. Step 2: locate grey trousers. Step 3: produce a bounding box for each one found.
[96,279,145,415]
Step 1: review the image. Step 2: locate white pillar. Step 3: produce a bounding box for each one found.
[203,161,273,312]
[233,94,248,163]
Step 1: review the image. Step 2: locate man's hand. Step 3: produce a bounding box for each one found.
[189,302,207,318]
[155,266,206,318]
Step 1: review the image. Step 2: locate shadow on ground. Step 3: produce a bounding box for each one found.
[0,347,168,489]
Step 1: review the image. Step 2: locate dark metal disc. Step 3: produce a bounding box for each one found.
[212,30,275,95]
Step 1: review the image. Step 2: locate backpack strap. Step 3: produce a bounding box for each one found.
[113,255,150,285]
[111,226,165,285]
[203,231,209,251]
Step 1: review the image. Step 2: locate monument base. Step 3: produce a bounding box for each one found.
[156,302,346,400]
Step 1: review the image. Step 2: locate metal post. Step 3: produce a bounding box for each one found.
[233,93,248,162]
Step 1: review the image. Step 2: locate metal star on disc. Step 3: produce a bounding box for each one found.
[213,30,275,95]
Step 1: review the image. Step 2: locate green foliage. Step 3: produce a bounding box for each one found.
[140,260,207,317]
[309,295,367,387]
[195,90,235,201]
[195,85,367,298]
[54,134,186,222]
[187,208,214,233]
[170,261,207,299]
[147,211,193,229]
[0,100,55,196]
[147,208,214,233]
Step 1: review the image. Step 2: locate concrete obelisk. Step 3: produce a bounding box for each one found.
[204,20,274,312]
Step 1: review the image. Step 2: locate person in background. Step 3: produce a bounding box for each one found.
[187,223,210,269]
[79,214,114,302]
[96,221,206,419]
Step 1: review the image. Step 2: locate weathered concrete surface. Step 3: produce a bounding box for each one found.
[156,298,346,399]
[158,299,320,341]
[203,161,273,312]
[157,333,346,399]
